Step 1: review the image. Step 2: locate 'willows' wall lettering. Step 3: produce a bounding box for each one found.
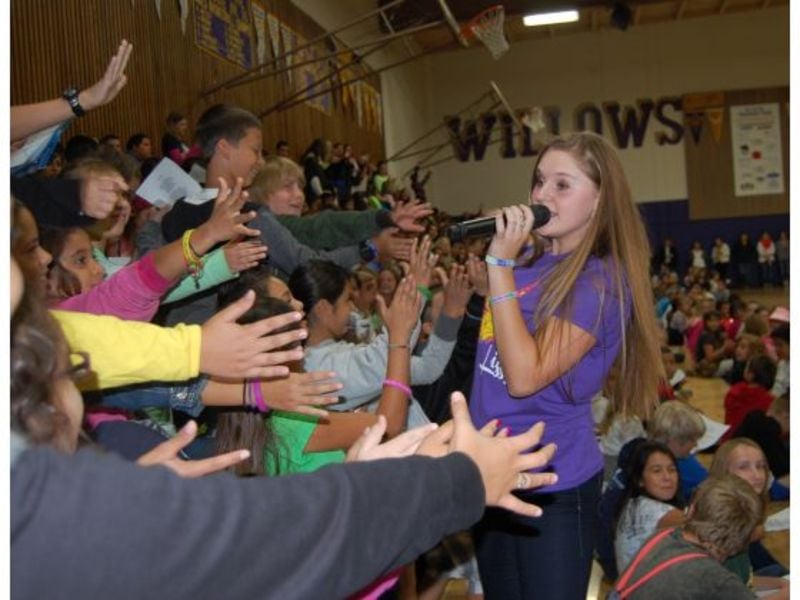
[446,96,685,161]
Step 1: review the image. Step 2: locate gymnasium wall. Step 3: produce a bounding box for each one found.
[383,6,789,217]
[10,0,384,162]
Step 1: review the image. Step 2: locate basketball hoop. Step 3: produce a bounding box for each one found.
[463,5,510,60]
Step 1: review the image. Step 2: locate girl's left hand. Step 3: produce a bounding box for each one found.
[487,204,534,261]
[137,420,250,478]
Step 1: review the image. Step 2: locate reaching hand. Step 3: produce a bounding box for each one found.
[346,415,439,462]
[384,275,421,343]
[137,420,249,478]
[200,290,306,379]
[466,254,489,297]
[223,240,268,273]
[195,177,260,250]
[447,392,558,517]
[79,40,133,111]
[261,370,343,418]
[408,236,437,288]
[372,228,414,262]
[390,199,434,233]
[100,198,132,241]
[80,173,129,219]
[442,264,473,318]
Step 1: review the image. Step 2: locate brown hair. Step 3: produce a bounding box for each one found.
[11,288,75,452]
[527,132,663,419]
[39,226,85,299]
[649,400,705,445]
[248,157,306,206]
[214,295,301,476]
[685,475,763,560]
[709,438,770,514]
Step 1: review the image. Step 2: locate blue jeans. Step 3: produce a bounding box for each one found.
[474,470,602,600]
[100,377,208,417]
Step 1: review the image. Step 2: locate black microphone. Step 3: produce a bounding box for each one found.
[447,204,551,242]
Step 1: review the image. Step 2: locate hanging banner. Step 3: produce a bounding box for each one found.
[280,23,295,86]
[267,13,282,60]
[292,31,332,115]
[706,107,724,143]
[730,103,785,196]
[193,0,254,70]
[251,1,268,65]
[179,0,189,34]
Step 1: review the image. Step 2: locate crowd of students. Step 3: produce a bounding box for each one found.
[9,39,790,600]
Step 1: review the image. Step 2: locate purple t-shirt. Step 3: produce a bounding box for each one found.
[469,252,630,492]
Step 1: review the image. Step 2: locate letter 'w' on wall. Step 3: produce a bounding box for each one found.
[446,113,498,161]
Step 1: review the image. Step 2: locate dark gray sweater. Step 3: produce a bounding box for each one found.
[11,438,484,599]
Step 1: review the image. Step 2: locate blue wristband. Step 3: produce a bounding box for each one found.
[485,254,516,267]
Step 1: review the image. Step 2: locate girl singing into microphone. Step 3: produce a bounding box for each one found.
[470,132,663,600]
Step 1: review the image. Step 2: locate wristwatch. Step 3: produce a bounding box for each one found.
[359,239,378,262]
[62,87,85,117]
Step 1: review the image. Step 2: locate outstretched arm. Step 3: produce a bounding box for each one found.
[11,40,132,142]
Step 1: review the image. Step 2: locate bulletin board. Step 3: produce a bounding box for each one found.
[683,86,788,220]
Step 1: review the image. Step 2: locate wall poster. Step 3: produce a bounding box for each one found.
[730,103,785,196]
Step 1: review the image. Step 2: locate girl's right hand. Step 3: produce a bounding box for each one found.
[408,235,436,288]
[223,240,268,273]
[384,275,420,342]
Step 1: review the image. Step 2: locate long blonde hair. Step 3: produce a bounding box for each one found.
[528,132,663,419]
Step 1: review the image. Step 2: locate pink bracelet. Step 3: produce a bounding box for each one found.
[249,379,270,413]
[383,378,412,398]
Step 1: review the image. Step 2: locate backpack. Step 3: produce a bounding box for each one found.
[608,527,708,599]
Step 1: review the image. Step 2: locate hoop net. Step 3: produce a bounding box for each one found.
[464,5,509,60]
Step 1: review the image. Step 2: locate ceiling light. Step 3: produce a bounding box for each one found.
[523,10,579,27]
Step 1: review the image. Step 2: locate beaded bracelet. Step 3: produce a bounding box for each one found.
[383,378,412,397]
[485,255,516,267]
[489,291,518,306]
[181,228,204,287]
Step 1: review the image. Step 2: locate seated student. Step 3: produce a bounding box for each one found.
[612,476,765,600]
[734,394,789,498]
[649,401,708,497]
[658,346,688,401]
[769,323,789,399]
[722,355,777,443]
[694,310,732,377]
[596,401,706,580]
[720,333,766,385]
[614,442,686,571]
[666,294,692,346]
[126,132,153,164]
[597,366,645,481]
[710,439,790,597]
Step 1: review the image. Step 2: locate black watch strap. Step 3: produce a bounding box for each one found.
[62,87,85,117]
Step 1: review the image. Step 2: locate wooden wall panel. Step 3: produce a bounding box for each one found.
[11,0,384,162]
[683,86,789,220]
